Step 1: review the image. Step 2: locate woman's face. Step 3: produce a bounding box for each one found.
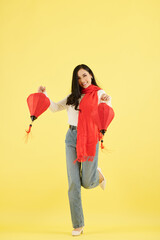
[77,68,92,88]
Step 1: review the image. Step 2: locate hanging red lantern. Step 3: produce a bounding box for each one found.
[98,103,115,149]
[25,92,50,137]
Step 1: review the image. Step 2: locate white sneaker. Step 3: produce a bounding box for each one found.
[97,167,106,190]
[72,227,84,236]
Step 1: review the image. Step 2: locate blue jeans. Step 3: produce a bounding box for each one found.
[65,127,100,228]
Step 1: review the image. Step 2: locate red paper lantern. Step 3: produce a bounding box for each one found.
[26,93,50,135]
[98,103,115,149]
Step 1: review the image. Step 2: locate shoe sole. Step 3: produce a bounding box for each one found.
[97,167,106,190]
[72,230,83,236]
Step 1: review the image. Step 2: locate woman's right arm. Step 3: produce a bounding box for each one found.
[37,85,68,112]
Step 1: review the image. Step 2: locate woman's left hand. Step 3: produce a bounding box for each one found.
[100,94,111,101]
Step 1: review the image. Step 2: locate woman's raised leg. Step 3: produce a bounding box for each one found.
[81,141,100,189]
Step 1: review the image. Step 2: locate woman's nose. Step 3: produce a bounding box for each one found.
[80,79,85,83]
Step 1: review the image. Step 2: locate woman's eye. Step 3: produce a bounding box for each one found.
[78,75,86,80]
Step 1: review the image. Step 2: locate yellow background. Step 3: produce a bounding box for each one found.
[0,0,160,239]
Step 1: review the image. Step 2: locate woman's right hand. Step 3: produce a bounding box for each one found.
[38,85,46,93]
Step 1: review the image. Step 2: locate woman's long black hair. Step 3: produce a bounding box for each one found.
[66,64,100,111]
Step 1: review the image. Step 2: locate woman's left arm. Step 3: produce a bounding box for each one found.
[98,90,112,107]
[100,93,111,102]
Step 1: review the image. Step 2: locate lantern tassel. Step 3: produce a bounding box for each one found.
[101,139,104,149]
[99,132,105,149]
[99,131,112,153]
[26,124,32,134]
[24,124,32,144]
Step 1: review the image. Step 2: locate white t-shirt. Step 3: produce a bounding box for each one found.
[43,90,112,126]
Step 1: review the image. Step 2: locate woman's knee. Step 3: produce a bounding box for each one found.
[81,169,98,189]
[81,177,92,189]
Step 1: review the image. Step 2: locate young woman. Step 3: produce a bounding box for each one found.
[38,64,112,236]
